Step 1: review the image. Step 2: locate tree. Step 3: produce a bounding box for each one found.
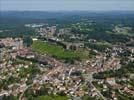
[23,36,33,47]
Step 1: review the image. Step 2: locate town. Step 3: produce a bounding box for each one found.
[0,20,134,100]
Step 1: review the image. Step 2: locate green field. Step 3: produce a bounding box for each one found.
[31,41,89,60]
[36,95,68,100]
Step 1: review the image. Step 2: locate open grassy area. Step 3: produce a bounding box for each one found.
[106,31,134,36]
[36,95,68,100]
[31,41,89,60]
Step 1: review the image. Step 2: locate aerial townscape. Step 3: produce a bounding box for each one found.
[0,0,134,100]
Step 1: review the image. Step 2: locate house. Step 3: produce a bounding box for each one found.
[106,78,116,86]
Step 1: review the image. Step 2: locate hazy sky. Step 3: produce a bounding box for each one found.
[0,0,134,11]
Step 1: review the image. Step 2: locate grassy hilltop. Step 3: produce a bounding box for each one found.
[31,41,89,61]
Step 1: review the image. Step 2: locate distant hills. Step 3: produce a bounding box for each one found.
[0,11,134,25]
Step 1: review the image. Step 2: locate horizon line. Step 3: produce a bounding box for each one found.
[1,10,134,12]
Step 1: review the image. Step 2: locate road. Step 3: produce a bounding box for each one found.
[89,81,107,100]
[19,84,32,100]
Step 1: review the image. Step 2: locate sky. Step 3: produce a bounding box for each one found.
[0,0,134,11]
